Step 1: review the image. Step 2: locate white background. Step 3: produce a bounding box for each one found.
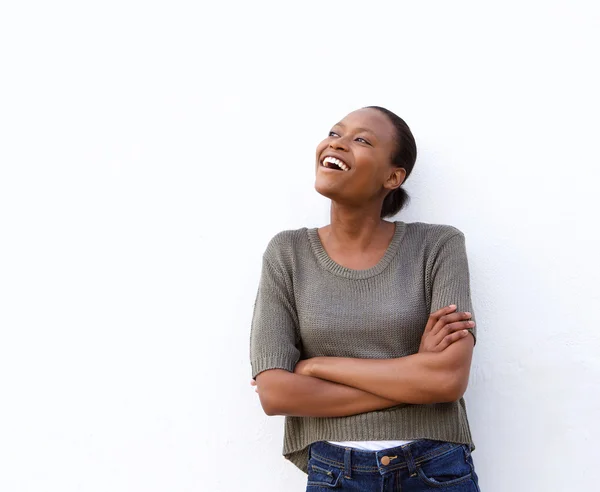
[1,1,599,491]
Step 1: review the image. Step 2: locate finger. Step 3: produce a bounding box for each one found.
[424,305,457,333]
[443,320,476,335]
[430,311,472,337]
[437,329,470,351]
[431,313,472,338]
[433,320,475,346]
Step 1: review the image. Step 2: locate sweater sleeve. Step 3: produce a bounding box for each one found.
[249,250,301,379]
[428,231,477,345]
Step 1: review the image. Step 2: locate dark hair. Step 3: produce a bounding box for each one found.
[364,106,417,218]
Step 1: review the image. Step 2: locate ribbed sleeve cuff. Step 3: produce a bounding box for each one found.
[251,354,298,379]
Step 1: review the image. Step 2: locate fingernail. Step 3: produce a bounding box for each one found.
[462,330,468,334]
[464,312,471,317]
[449,304,457,309]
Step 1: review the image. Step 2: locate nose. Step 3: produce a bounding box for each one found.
[329,137,349,151]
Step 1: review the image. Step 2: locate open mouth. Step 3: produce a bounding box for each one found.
[321,156,350,171]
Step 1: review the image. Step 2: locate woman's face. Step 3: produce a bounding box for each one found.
[314,108,405,209]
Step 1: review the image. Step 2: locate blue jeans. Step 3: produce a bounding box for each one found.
[306,439,480,491]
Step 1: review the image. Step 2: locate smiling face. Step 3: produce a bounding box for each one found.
[315,107,406,210]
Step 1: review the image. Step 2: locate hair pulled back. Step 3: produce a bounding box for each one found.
[364,106,417,218]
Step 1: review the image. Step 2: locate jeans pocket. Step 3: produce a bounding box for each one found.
[306,458,343,489]
[416,444,473,488]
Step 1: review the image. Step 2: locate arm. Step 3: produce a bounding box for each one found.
[250,240,401,417]
[255,369,403,417]
[300,335,474,404]
[255,304,473,414]
[297,231,477,404]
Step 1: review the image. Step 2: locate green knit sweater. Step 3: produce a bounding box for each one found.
[249,221,477,473]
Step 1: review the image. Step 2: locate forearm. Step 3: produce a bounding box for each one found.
[256,369,403,417]
[307,342,472,404]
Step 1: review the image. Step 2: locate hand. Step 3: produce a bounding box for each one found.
[419,305,475,353]
[250,358,315,395]
[294,358,314,376]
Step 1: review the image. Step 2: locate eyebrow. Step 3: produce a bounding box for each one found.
[333,122,377,137]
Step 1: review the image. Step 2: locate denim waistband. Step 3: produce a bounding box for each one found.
[309,439,467,477]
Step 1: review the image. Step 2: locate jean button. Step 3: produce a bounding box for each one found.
[381,456,391,466]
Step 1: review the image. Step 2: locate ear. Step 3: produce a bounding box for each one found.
[384,167,406,192]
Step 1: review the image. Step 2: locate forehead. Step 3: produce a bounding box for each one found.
[336,108,396,142]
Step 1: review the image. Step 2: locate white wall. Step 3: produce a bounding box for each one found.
[1,1,599,491]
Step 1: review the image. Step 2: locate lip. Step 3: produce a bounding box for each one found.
[319,153,352,170]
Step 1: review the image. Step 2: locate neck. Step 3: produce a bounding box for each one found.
[324,202,393,251]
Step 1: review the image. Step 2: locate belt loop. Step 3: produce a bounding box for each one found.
[403,444,418,477]
[344,447,352,479]
[463,443,472,459]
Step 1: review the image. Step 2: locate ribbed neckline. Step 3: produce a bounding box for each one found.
[306,221,407,279]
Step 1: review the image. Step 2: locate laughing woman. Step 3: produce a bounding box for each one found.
[249,106,480,491]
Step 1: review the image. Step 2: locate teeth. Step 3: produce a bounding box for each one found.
[323,156,350,171]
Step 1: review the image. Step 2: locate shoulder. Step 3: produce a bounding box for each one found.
[262,227,310,268]
[403,221,465,245]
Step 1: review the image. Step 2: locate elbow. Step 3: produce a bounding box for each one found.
[257,384,285,416]
[439,372,469,402]
[258,390,279,416]
[262,400,280,416]
[262,405,278,417]
[254,369,295,416]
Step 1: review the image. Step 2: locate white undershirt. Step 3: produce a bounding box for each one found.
[326,440,414,450]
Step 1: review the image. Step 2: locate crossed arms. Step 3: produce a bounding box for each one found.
[252,305,475,418]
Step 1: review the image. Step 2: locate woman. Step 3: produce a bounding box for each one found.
[249,106,480,491]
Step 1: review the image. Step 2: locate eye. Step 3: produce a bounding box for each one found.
[328,131,340,137]
[355,137,371,145]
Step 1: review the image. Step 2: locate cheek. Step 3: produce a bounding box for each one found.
[315,139,328,159]
[354,148,380,173]
[353,152,390,187]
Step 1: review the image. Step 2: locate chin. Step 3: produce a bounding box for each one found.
[315,182,347,205]
[314,179,335,199]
